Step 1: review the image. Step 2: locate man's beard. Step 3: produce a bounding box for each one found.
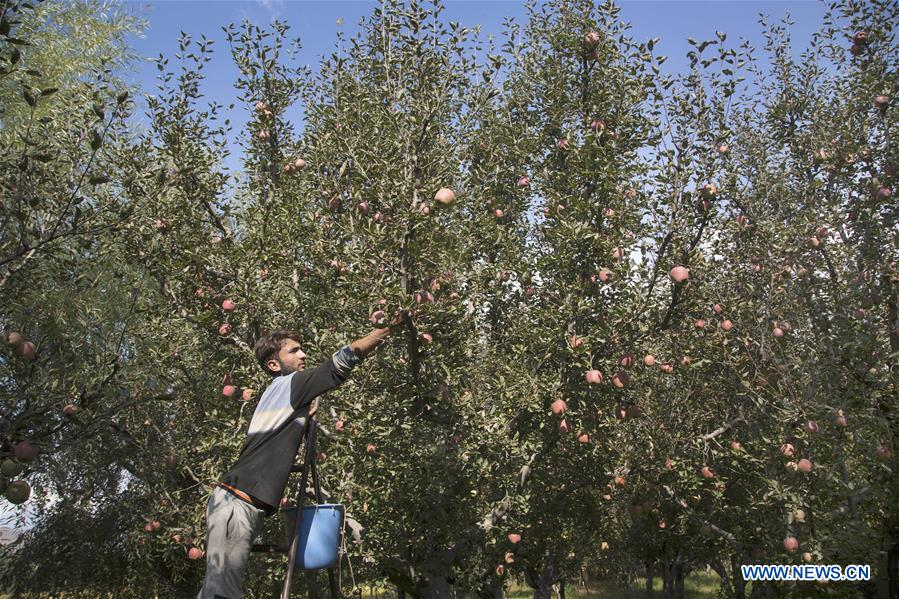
[279,361,297,376]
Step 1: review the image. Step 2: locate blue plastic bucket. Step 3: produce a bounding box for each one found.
[282,504,344,570]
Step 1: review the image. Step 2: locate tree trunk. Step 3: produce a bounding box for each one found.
[709,559,733,599]
[524,549,557,599]
[475,579,504,599]
[398,587,406,599]
[558,578,565,599]
[645,561,654,596]
[730,554,746,599]
[661,558,686,599]
[421,576,450,599]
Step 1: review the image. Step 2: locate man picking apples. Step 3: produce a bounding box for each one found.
[197,311,404,599]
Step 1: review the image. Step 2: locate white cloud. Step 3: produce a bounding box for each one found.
[256,0,285,18]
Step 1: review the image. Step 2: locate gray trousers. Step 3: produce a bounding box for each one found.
[197,486,266,599]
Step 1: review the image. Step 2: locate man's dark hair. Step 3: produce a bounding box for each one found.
[255,329,303,377]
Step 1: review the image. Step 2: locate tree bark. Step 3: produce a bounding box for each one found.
[645,561,654,596]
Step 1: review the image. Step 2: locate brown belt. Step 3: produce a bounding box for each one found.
[215,482,271,511]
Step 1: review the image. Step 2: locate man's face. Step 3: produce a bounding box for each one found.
[269,339,307,375]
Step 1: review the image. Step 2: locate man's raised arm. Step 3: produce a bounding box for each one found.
[350,310,405,360]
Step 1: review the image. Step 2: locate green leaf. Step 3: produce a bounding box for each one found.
[41,87,58,97]
[23,88,37,107]
[89,175,111,185]
[90,130,102,151]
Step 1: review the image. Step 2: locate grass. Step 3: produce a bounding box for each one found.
[505,571,722,598]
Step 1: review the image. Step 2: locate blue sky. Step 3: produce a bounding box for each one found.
[121,0,830,173]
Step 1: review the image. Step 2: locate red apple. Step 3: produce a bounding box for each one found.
[218,323,232,336]
[188,547,204,560]
[222,385,236,398]
[669,266,689,283]
[62,404,78,417]
[241,389,254,402]
[660,363,674,373]
[613,476,626,488]
[6,332,22,345]
[877,186,892,199]
[293,158,306,169]
[559,419,571,433]
[434,187,456,205]
[701,183,718,198]
[874,95,889,109]
[257,130,270,140]
[611,247,624,259]
[356,201,369,213]
[875,446,893,462]
[419,332,433,344]
[803,420,819,434]
[14,441,38,462]
[700,466,715,479]
[680,355,691,366]
[797,458,813,473]
[508,533,521,544]
[598,269,613,283]
[254,101,267,112]
[591,118,605,133]
[665,458,675,470]
[643,354,655,367]
[418,202,430,215]
[713,304,723,314]
[780,443,795,457]
[721,320,733,331]
[614,404,627,420]
[569,334,583,348]
[807,236,820,249]
[370,310,385,325]
[834,412,847,427]
[366,443,376,454]
[517,176,529,188]
[783,537,799,552]
[850,43,863,56]
[802,552,814,563]
[577,433,590,443]
[815,226,828,239]
[730,441,742,451]
[586,369,603,384]
[18,341,35,359]
[550,399,567,415]
[695,319,706,329]
[494,208,504,218]
[584,31,601,47]
[773,327,785,338]
[611,371,629,388]
[618,354,634,368]
[335,419,345,432]
[717,143,729,154]
[222,299,236,312]
[853,31,868,44]
[556,138,569,150]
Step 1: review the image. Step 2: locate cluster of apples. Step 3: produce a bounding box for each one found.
[221,373,255,402]
[282,157,306,175]
[415,186,456,217]
[1,442,39,505]
[5,331,36,359]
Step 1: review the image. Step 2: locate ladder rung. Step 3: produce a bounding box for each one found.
[251,543,288,554]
